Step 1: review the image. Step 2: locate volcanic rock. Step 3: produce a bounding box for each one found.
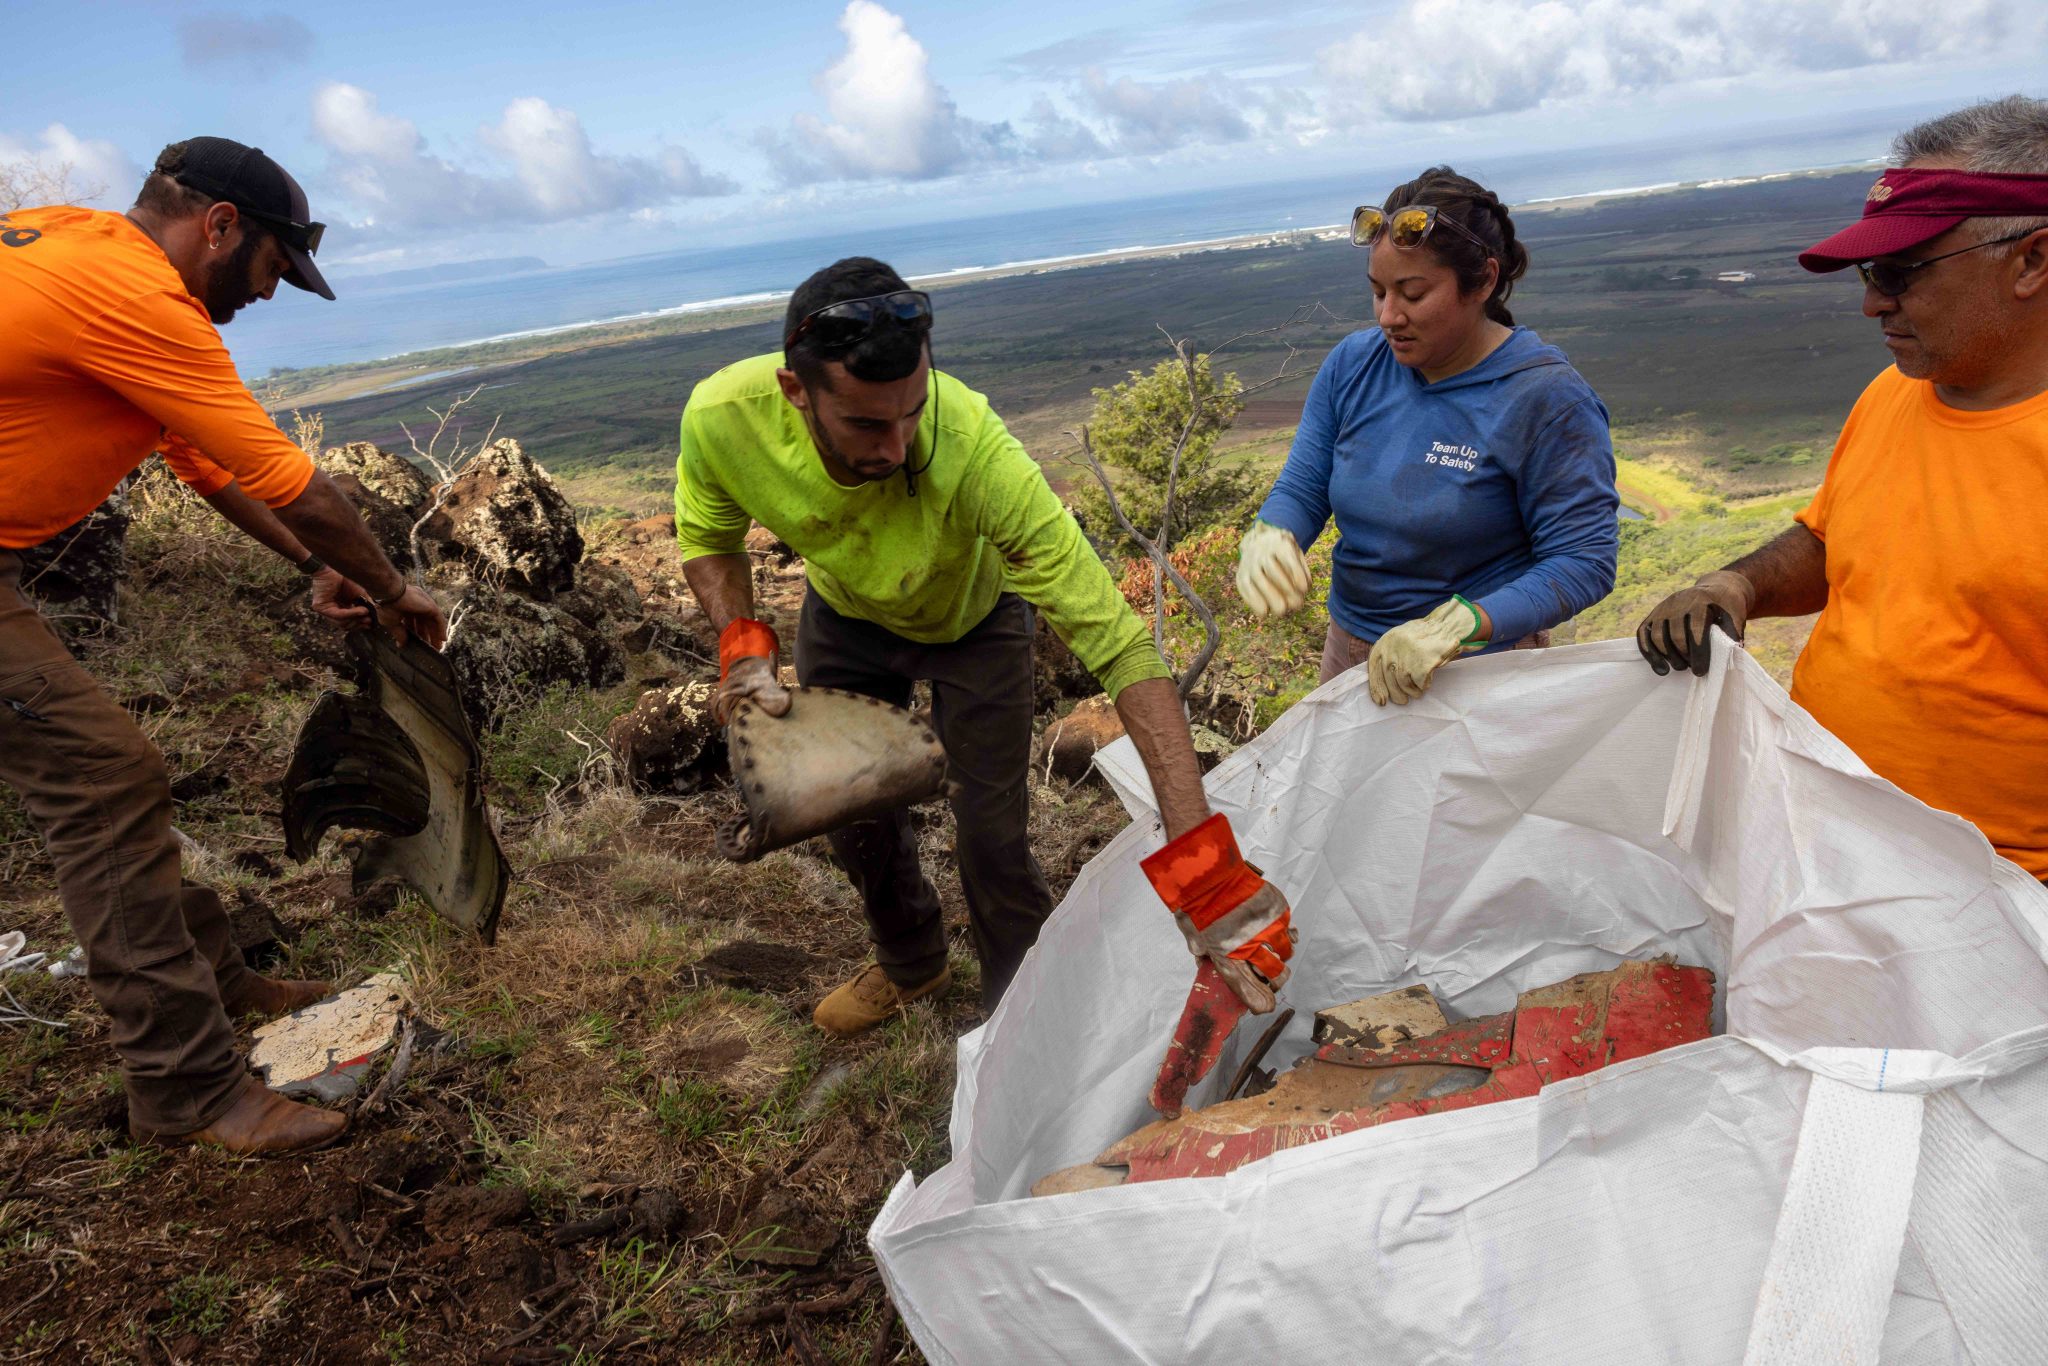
[418,438,583,599]
[326,471,418,570]
[18,479,132,632]
[320,441,432,518]
[606,681,724,793]
[444,585,625,730]
[558,561,642,631]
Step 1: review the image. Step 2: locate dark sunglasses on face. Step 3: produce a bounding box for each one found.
[1351,203,1491,253]
[1854,231,2030,297]
[232,204,326,257]
[784,289,934,352]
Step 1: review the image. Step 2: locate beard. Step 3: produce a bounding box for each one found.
[200,231,266,325]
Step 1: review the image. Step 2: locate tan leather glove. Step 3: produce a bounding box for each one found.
[712,619,792,725]
[1636,571,1751,677]
[1367,596,1482,706]
[1235,520,1311,619]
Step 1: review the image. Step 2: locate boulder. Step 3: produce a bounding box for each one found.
[320,442,433,518]
[326,471,419,570]
[444,586,625,730]
[18,479,132,633]
[419,438,583,599]
[1036,694,1124,784]
[605,681,724,793]
[557,561,642,631]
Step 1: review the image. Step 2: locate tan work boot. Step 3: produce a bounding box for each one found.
[220,975,333,1019]
[131,1075,349,1155]
[813,963,951,1038]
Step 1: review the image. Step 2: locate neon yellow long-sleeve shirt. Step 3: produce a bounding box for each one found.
[675,353,1168,700]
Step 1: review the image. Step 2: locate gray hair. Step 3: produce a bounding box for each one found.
[1893,96,2048,246]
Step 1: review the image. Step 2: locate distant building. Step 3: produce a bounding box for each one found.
[1717,270,1756,283]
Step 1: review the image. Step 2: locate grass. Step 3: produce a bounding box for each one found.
[165,1270,239,1338]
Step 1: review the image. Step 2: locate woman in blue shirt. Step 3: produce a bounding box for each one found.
[1238,167,1618,705]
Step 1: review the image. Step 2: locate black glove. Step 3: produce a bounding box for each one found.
[1637,571,1751,677]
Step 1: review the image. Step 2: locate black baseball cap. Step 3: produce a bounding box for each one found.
[161,136,334,301]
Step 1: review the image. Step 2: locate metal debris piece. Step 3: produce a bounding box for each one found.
[715,687,950,862]
[282,632,511,941]
[249,971,406,1101]
[1032,958,1716,1194]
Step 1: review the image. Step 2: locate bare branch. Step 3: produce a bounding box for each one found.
[401,384,497,573]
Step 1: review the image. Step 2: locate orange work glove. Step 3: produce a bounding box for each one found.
[1140,813,1296,1013]
[713,618,792,725]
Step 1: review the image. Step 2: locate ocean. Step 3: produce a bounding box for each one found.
[227,117,1903,379]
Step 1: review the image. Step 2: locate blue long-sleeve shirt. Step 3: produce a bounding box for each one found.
[1258,327,1619,648]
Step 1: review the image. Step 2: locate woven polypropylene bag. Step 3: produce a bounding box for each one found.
[871,639,2048,1365]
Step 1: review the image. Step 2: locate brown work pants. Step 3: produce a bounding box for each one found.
[0,551,250,1133]
[795,589,1052,1010]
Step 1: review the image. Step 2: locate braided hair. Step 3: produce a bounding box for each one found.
[1381,167,1529,326]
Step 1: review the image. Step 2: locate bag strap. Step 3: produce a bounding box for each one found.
[1743,1069,1924,1365]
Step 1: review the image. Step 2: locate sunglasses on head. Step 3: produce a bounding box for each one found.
[1852,231,2031,297]
[784,289,933,353]
[1351,203,1491,252]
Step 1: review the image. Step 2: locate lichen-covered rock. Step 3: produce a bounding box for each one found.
[444,586,624,730]
[327,471,419,570]
[1036,694,1124,784]
[19,479,132,633]
[320,441,433,518]
[605,681,724,793]
[558,561,641,631]
[420,439,583,599]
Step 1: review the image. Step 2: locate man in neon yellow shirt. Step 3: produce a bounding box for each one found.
[677,257,1295,1037]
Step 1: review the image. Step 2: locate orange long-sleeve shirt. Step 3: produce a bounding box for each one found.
[1792,366,2048,878]
[0,204,313,549]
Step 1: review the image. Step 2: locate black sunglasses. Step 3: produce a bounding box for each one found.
[784,289,933,352]
[1854,232,2029,297]
[235,204,326,257]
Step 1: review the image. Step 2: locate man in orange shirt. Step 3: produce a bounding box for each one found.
[1636,97,2048,882]
[1,137,446,1154]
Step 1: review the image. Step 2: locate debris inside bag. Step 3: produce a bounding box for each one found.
[1032,957,1715,1196]
[248,971,406,1102]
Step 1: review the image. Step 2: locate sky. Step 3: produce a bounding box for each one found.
[6,0,2047,274]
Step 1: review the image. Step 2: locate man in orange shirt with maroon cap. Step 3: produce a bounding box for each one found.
[1,137,446,1153]
[1636,97,2048,882]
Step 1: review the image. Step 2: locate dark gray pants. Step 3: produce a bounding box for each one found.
[794,589,1053,1009]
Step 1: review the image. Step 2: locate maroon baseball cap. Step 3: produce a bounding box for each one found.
[1799,167,2048,272]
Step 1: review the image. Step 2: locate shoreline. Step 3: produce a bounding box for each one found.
[270,158,1880,407]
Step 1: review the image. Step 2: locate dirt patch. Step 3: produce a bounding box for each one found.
[691,939,827,995]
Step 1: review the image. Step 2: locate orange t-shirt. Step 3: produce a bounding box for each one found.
[1791,365,2048,877]
[0,204,313,548]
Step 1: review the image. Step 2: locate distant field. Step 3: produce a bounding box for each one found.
[311,168,1884,517]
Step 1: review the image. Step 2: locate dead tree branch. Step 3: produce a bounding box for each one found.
[401,384,500,575]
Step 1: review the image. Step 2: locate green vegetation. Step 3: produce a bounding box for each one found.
[1068,352,1253,557]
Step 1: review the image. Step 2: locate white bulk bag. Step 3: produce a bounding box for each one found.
[868,638,2048,1365]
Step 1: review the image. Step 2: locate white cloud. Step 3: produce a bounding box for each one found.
[1072,69,1260,155]
[1323,0,2042,122]
[769,0,1013,182]
[177,13,314,71]
[0,124,138,207]
[309,83,733,230]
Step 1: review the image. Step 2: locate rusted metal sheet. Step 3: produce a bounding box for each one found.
[1033,959,1717,1193]
[282,632,511,942]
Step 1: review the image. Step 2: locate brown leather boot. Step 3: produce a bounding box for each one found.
[813,963,951,1038]
[131,1076,349,1155]
[220,975,333,1019]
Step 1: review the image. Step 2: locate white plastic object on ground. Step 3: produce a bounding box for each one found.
[871,635,2048,1365]
[248,971,406,1102]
